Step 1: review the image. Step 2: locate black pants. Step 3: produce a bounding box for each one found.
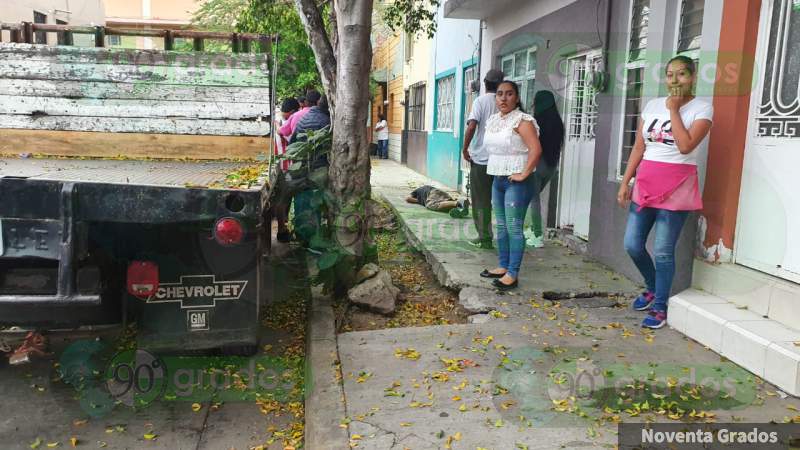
[470,161,493,244]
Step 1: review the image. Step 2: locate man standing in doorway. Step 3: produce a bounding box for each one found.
[462,68,504,249]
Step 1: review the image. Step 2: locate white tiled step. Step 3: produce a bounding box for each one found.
[669,288,800,396]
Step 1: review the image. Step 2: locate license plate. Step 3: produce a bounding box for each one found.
[0,218,62,260]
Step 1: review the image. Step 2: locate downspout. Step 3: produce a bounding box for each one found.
[602,0,613,86]
[477,20,484,88]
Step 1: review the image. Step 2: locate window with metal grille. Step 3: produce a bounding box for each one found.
[408,82,426,131]
[33,11,47,44]
[677,0,704,53]
[56,19,72,46]
[628,0,650,62]
[107,35,122,46]
[500,46,537,111]
[619,67,645,176]
[435,75,455,130]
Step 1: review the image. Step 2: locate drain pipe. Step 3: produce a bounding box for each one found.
[476,19,484,92]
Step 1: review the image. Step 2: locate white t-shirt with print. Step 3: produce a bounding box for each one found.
[641,97,713,166]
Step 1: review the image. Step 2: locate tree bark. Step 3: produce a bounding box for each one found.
[328,0,374,259]
[293,0,337,106]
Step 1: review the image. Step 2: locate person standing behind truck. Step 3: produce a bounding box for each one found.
[279,90,320,140]
[273,98,301,243]
[461,68,504,250]
[374,114,389,159]
[290,95,331,250]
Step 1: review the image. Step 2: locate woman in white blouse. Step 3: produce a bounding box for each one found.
[478,81,543,290]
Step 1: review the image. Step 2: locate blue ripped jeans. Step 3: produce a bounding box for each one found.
[623,202,689,312]
[492,175,535,279]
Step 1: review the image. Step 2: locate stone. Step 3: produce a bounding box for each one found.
[348,269,400,315]
[354,263,380,284]
[458,287,499,313]
[467,314,491,324]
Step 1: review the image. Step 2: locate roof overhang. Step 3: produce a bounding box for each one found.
[443,0,521,20]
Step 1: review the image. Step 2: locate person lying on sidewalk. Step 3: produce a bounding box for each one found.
[406,185,469,218]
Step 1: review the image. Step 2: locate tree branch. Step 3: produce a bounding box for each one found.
[294,0,337,107]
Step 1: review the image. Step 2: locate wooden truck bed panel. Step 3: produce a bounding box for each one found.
[0,157,263,190]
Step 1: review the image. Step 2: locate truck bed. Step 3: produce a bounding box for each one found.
[0,157,265,190]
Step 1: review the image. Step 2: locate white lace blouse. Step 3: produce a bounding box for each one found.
[484,109,540,176]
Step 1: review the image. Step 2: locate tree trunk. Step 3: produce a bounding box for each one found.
[328,0,374,260]
[294,0,337,107]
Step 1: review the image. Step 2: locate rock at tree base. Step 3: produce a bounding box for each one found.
[348,269,399,315]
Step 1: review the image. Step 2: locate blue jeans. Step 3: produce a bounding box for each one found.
[492,175,535,278]
[623,202,689,312]
[378,140,389,159]
[525,160,556,237]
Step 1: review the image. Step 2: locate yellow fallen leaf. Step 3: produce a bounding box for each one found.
[192,403,202,412]
[69,437,77,448]
[453,432,462,441]
[143,433,157,441]
[351,434,362,440]
[451,395,461,401]
[458,404,467,412]
[30,439,42,449]
[46,443,59,448]
[97,442,107,448]
[72,419,88,427]
[399,422,412,427]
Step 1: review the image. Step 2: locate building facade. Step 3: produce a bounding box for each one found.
[103,0,199,49]
[444,0,800,395]
[402,30,432,175]
[426,6,480,191]
[1,0,105,46]
[370,27,405,162]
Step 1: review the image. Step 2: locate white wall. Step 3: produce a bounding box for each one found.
[479,0,578,78]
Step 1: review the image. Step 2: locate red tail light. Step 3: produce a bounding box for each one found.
[214,217,244,245]
[127,261,159,298]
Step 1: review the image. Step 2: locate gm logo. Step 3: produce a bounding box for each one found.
[187,310,209,331]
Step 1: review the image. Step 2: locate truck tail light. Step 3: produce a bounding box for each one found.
[127,261,159,298]
[214,217,244,246]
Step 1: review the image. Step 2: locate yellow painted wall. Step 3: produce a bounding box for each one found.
[403,33,431,87]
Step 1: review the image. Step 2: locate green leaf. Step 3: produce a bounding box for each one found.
[317,251,339,270]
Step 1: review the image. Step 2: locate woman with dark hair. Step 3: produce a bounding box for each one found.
[524,90,565,248]
[618,55,713,329]
[272,97,301,242]
[478,81,543,290]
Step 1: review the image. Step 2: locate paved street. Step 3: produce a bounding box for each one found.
[326,160,800,450]
[0,243,307,450]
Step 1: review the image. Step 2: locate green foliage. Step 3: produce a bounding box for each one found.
[189,0,321,98]
[237,0,322,99]
[381,0,441,39]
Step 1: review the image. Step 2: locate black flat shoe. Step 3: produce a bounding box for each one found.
[480,269,505,278]
[492,278,518,290]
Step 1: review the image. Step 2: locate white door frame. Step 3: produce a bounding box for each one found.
[556,48,602,240]
[734,0,800,283]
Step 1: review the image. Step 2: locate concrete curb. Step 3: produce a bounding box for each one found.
[376,191,462,291]
[304,258,350,450]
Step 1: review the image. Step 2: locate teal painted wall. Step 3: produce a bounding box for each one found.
[427,131,460,189]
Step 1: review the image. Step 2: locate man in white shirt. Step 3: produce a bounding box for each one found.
[462,68,504,249]
[375,114,389,159]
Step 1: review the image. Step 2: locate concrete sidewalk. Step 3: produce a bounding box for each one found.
[370,159,639,300]
[328,159,797,450]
